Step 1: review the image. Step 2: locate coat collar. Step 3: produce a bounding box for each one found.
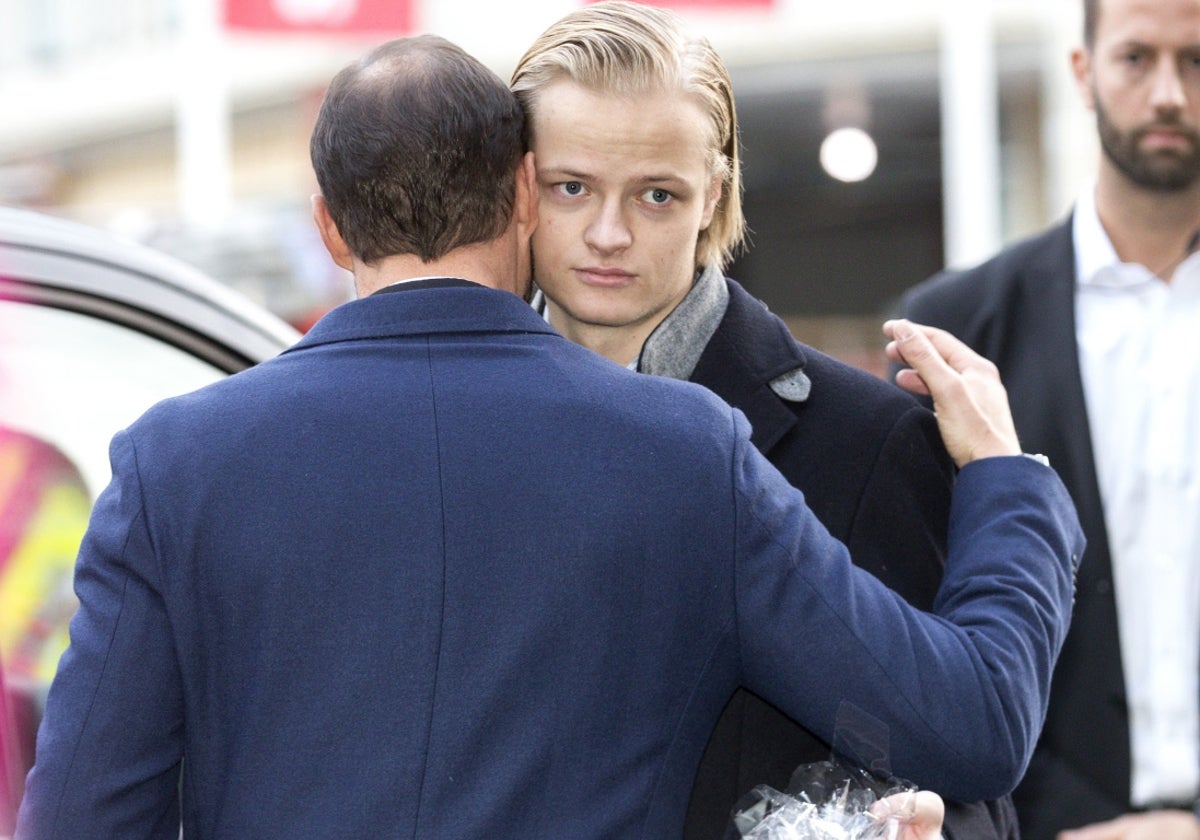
[638,264,729,380]
[640,269,811,400]
[285,283,558,354]
[690,278,811,454]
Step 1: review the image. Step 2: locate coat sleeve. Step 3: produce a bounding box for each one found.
[17,430,184,840]
[730,412,1082,802]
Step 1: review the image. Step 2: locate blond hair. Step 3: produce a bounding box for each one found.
[511,0,746,271]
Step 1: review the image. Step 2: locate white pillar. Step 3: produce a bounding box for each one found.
[938,1,1003,269]
[176,0,232,229]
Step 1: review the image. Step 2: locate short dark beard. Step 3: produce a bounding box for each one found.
[1095,95,1200,192]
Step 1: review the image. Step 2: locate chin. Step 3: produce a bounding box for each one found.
[568,300,646,330]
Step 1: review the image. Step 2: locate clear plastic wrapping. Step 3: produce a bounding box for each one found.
[729,758,918,840]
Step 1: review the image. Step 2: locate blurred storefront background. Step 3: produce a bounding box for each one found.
[0,0,1095,369]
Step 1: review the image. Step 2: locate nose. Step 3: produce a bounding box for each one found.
[1150,59,1187,114]
[583,197,632,255]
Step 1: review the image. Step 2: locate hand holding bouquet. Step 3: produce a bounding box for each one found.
[730,760,944,840]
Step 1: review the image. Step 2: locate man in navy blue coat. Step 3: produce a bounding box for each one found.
[17,35,1082,839]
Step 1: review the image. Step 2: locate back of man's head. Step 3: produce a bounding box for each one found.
[311,35,525,265]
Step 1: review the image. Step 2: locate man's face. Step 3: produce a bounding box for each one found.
[1078,0,1200,191]
[528,80,720,362]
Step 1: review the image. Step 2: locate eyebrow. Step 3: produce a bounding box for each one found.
[537,165,690,187]
[1108,38,1200,53]
[536,165,593,180]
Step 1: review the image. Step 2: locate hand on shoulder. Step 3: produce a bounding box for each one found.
[883,319,1020,468]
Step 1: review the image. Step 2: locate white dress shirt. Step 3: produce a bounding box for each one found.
[1074,183,1200,807]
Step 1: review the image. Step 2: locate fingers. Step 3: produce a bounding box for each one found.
[905,790,946,839]
[870,789,918,820]
[885,320,963,401]
[869,790,945,840]
[885,319,998,381]
[883,319,1020,466]
[893,367,932,397]
[885,320,948,397]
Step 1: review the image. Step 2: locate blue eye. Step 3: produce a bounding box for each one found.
[645,188,671,205]
[559,181,584,196]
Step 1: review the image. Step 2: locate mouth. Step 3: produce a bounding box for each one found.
[574,267,636,288]
[1139,126,1196,151]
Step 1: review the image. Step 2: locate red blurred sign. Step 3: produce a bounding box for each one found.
[224,0,414,34]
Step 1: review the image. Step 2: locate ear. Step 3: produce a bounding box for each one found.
[515,152,540,242]
[1071,47,1096,111]
[311,194,354,271]
[699,172,722,232]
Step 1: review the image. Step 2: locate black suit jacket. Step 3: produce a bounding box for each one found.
[683,279,1018,839]
[898,219,1131,839]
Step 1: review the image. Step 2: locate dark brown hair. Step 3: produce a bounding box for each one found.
[310,35,525,264]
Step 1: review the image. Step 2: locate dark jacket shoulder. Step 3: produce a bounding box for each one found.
[898,220,1075,356]
[693,278,952,603]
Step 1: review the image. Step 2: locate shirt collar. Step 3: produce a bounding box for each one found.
[1072,179,1149,289]
[1073,180,1111,282]
[1072,181,1200,289]
[373,276,478,294]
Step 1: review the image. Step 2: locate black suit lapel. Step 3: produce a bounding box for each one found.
[1006,221,1112,575]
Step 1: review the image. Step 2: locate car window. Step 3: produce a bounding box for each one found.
[0,298,225,696]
